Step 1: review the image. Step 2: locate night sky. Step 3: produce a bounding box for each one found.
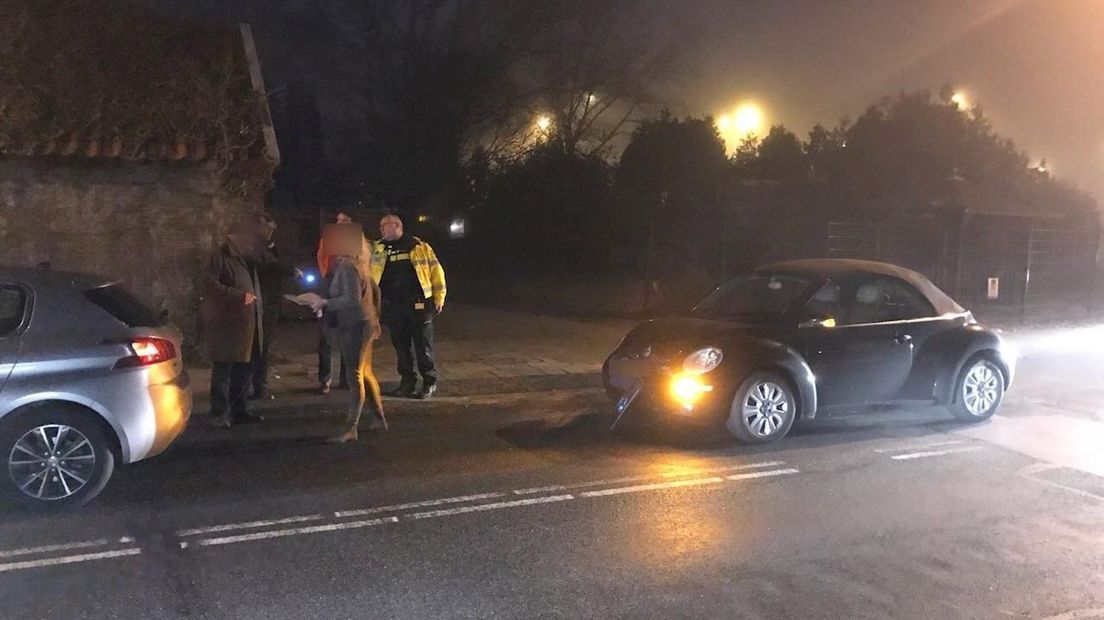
[167,0,1103,202]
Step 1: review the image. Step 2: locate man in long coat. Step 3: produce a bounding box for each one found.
[201,219,265,428]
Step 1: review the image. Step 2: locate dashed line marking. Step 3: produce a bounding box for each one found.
[579,476,726,498]
[196,517,399,547]
[891,446,983,460]
[660,461,788,478]
[726,468,800,481]
[511,461,786,495]
[0,538,111,559]
[178,514,327,537]
[874,440,963,453]
[410,495,575,519]
[334,492,506,518]
[0,548,141,573]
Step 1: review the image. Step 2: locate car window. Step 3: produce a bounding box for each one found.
[0,286,27,336]
[692,273,814,323]
[82,284,165,328]
[804,282,847,323]
[842,276,936,325]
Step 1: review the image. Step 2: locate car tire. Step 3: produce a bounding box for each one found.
[948,356,1005,423]
[0,406,116,510]
[726,371,798,444]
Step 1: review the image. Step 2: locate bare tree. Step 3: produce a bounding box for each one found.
[528,0,689,159]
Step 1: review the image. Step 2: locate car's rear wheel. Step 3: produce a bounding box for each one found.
[948,357,1004,422]
[0,406,115,509]
[726,372,797,444]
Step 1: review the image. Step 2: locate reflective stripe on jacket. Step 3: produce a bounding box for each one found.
[370,237,446,307]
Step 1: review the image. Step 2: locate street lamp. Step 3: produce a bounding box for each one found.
[733,102,764,136]
[535,115,552,131]
[951,91,969,109]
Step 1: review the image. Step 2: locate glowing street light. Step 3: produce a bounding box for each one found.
[717,115,731,130]
[535,115,552,131]
[733,102,765,135]
[951,91,969,109]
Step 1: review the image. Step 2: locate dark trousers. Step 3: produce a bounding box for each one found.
[387,305,437,385]
[252,310,277,394]
[211,336,260,420]
[318,323,347,386]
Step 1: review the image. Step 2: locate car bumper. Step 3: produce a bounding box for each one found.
[110,368,192,463]
[604,359,729,428]
[143,370,192,460]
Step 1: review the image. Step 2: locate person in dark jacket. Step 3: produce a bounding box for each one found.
[201,219,265,428]
[309,223,386,443]
[251,212,298,400]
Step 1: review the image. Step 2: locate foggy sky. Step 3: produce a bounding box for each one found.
[671,0,1103,200]
[162,0,1102,202]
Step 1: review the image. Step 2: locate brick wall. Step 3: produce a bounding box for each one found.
[0,157,257,354]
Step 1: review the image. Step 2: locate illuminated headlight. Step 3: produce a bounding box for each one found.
[683,347,723,374]
[670,373,713,408]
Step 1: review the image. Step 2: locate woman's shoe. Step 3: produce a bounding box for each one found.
[327,426,358,443]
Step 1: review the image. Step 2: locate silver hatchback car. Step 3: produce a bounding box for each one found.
[0,267,192,508]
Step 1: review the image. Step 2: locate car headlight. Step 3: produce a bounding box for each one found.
[683,347,723,374]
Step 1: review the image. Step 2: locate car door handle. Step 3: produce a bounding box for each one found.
[895,333,913,345]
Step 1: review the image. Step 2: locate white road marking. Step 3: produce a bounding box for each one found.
[410,495,575,519]
[196,517,399,547]
[0,548,141,573]
[0,538,110,559]
[659,461,788,478]
[726,468,800,481]
[512,477,645,495]
[891,446,983,460]
[334,492,506,518]
[512,461,786,495]
[874,440,963,453]
[1016,462,1063,477]
[178,513,328,537]
[579,476,725,498]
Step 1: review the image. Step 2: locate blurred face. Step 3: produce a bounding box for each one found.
[322,223,364,257]
[380,215,403,241]
[335,212,353,224]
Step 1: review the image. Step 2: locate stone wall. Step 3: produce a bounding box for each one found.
[0,157,257,354]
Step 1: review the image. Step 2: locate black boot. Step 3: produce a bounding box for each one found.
[415,383,437,400]
[386,379,416,398]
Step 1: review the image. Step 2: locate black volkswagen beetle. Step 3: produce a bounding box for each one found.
[603,259,1016,444]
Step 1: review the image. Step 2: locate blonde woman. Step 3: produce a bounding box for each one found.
[310,224,387,442]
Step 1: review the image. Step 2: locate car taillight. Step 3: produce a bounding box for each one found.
[114,337,176,369]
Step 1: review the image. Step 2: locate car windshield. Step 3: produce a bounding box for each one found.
[691,272,814,322]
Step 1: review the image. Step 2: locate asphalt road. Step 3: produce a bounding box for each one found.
[0,326,1102,619]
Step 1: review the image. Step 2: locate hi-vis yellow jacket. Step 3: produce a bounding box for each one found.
[369,237,447,308]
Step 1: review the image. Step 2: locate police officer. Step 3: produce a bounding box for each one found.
[371,214,446,399]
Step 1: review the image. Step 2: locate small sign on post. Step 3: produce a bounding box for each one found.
[987,277,1000,300]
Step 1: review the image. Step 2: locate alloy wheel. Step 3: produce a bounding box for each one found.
[741,381,793,438]
[962,362,1001,417]
[8,424,97,501]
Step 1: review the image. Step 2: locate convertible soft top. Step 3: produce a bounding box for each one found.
[759,258,967,316]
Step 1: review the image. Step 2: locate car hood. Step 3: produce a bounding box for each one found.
[614,315,779,360]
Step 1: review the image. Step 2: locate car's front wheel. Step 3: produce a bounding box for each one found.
[948,357,1005,422]
[726,372,797,444]
[0,406,116,509]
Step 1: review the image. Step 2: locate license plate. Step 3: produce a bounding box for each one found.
[616,381,642,415]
